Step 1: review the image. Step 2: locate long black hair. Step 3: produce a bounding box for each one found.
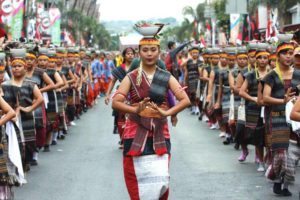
[122,47,135,64]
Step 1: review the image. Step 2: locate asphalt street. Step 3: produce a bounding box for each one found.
[15,99,300,200]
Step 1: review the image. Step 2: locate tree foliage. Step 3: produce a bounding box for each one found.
[61,9,111,49]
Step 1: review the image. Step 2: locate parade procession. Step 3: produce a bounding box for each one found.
[0,0,300,200]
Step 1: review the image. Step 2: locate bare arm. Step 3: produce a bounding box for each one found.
[239,79,257,103]
[112,76,137,114]
[257,81,264,106]
[105,77,117,105]
[60,75,69,91]
[20,85,44,113]
[206,70,215,103]
[54,72,64,89]
[0,96,16,126]
[40,72,55,93]
[163,76,190,116]
[200,68,209,82]
[215,75,223,107]
[234,73,244,95]
[290,97,300,121]
[67,69,76,84]
[263,84,294,105]
[228,71,235,90]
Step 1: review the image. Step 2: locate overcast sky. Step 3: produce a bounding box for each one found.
[99,0,204,21]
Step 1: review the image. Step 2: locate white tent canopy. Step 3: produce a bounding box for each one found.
[119,33,142,50]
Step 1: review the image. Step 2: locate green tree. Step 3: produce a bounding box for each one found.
[182,3,206,40]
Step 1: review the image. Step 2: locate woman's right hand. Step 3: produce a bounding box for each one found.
[284,88,296,103]
[135,98,150,114]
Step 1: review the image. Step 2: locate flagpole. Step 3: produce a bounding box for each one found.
[247,0,251,41]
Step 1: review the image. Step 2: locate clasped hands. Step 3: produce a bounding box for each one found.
[135,97,169,117]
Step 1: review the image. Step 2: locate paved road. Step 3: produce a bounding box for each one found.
[15,99,300,200]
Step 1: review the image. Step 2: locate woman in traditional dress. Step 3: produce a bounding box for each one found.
[219,47,236,145]
[46,51,65,146]
[239,44,269,172]
[0,54,17,200]
[25,47,55,165]
[105,47,135,144]
[55,48,70,141]
[66,49,79,126]
[37,49,63,152]
[229,47,249,152]
[2,48,44,172]
[215,49,230,138]
[182,46,202,115]
[263,34,298,196]
[112,24,190,200]
[200,48,212,123]
[206,48,221,130]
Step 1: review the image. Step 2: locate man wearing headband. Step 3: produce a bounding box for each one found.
[263,34,298,196]
[112,23,190,200]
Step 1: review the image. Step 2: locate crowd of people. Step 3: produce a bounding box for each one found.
[0,25,300,199]
[103,28,300,198]
[0,42,121,199]
[176,33,300,197]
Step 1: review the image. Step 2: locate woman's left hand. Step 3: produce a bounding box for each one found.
[150,102,169,117]
[19,106,32,113]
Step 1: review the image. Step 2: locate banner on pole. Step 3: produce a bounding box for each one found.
[0,0,24,40]
[230,14,242,45]
[49,8,61,46]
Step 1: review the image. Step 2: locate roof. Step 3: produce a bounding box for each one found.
[119,33,142,46]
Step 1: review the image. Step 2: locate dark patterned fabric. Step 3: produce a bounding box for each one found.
[243,71,264,146]
[28,67,46,129]
[220,70,231,125]
[45,69,58,123]
[2,80,35,143]
[186,59,201,94]
[112,65,127,82]
[29,67,45,88]
[126,68,170,156]
[263,70,300,150]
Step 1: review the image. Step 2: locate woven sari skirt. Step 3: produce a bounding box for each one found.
[221,87,231,126]
[187,78,198,104]
[33,104,47,147]
[75,90,80,106]
[244,104,265,146]
[46,91,58,124]
[20,112,35,144]
[269,112,290,150]
[266,149,295,184]
[67,88,75,106]
[123,154,170,200]
[56,92,67,130]
[56,92,64,114]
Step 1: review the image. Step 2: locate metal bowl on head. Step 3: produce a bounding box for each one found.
[134,25,161,38]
